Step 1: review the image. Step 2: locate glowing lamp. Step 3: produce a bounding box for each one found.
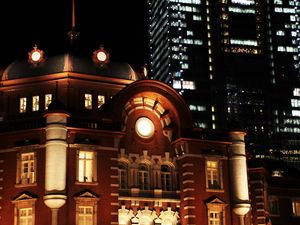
[97,51,107,62]
[31,51,41,62]
[28,45,44,64]
[135,117,155,138]
[93,46,109,65]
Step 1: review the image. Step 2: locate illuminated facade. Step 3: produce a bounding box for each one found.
[148,0,300,168]
[0,46,255,225]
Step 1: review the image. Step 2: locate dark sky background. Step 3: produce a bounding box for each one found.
[0,0,149,70]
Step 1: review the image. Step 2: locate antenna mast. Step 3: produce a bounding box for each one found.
[68,0,79,45]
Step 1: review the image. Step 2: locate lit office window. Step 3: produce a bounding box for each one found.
[274,0,283,5]
[193,15,201,21]
[173,80,182,89]
[276,30,285,36]
[182,81,196,90]
[45,94,52,110]
[32,96,39,112]
[20,97,27,113]
[293,88,300,97]
[77,151,96,183]
[292,110,300,117]
[291,99,300,107]
[231,0,254,5]
[97,95,105,108]
[292,200,300,216]
[85,94,92,109]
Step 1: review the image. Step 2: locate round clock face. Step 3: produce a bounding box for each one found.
[97,51,107,62]
[31,51,41,62]
[135,117,155,138]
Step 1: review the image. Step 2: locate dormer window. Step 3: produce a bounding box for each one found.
[32,96,39,112]
[19,97,27,113]
[45,94,52,110]
[85,94,92,109]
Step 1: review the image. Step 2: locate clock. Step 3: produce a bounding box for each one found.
[135,117,155,138]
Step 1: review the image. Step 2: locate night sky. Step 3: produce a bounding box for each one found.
[0,0,149,70]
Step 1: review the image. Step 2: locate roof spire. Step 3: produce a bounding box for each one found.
[68,0,79,45]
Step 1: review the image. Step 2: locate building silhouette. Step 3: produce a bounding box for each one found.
[148,0,300,169]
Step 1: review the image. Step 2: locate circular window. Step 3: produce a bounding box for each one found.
[135,117,155,138]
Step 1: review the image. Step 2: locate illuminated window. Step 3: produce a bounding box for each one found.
[276,30,285,36]
[12,193,36,225]
[161,165,172,191]
[17,152,36,185]
[32,96,39,112]
[97,95,105,108]
[293,88,300,97]
[274,0,283,5]
[268,196,280,215]
[45,94,52,110]
[119,163,128,189]
[173,80,181,89]
[206,160,222,190]
[193,15,201,21]
[20,97,27,113]
[85,94,92,109]
[291,99,300,107]
[231,0,254,5]
[138,164,149,190]
[79,206,93,225]
[206,198,226,225]
[182,81,196,90]
[77,151,97,183]
[75,191,98,225]
[292,200,300,216]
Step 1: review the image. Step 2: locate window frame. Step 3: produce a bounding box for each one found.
[76,150,97,185]
[292,199,300,217]
[119,162,128,190]
[138,163,150,190]
[12,193,37,225]
[205,159,223,191]
[74,192,99,225]
[161,164,172,191]
[268,196,280,216]
[16,151,37,187]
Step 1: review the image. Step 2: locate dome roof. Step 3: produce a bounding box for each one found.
[1,53,138,81]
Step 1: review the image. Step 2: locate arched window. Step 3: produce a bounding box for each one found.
[138,164,149,190]
[119,163,128,189]
[161,165,171,191]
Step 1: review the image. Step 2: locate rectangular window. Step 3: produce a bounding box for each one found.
[269,196,280,215]
[209,211,223,225]
[206,160,221,190]
[18,152,36,185]
[78,206,93,225]
[20,97,27,113]
[19,208,33,225]
[45,94,52,110]
[292,200,300,216]
[97,95,105,108]
[85,94,92,109]
[32,96,39,112]
[77,151,96,183]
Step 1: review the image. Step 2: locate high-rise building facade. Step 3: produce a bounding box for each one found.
[148,0,300,168]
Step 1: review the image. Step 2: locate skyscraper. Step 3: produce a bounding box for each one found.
[148,0,300,168]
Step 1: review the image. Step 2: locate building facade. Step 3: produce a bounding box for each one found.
[147,0,300,168]
[0,47,254,225]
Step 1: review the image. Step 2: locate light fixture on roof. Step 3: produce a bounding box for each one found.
[28,45,44,64]
[93,45,110,65]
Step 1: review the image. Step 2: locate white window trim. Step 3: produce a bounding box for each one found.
[76,150,98,185]
[205,158,224,192]
[74,191,99,225]
[12,193,37,225]
[15,151,37,188]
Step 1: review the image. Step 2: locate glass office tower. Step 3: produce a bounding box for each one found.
[148,0,300,168]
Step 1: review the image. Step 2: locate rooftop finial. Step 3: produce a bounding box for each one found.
[68,0,79,45]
